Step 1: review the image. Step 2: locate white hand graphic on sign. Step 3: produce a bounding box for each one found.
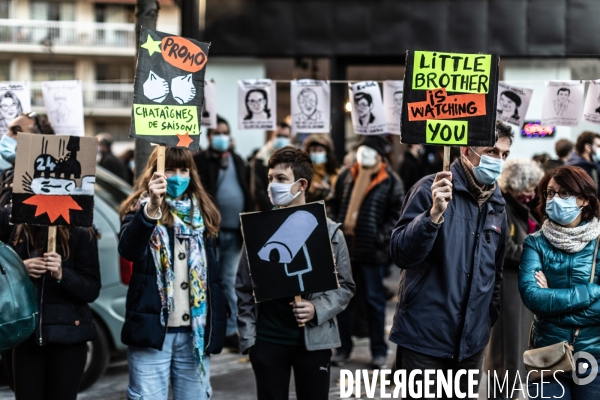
[171,74,196,104]
[143,71,169,103]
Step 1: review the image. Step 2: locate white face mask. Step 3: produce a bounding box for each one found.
[268,179,302,206]
[356,145,378,167]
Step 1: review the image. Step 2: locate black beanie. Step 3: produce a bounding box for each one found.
[357,135,387,158]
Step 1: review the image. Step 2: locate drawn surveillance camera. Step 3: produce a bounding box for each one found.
[257,211,318,292]
[143,71,169,103]
[171,74,196,104]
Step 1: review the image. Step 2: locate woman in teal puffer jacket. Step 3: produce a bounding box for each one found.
[519,166,600,399]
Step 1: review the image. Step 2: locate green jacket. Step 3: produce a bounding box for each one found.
[519,230,600,355]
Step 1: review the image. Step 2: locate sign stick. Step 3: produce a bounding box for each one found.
[156,145,166,174]
[294,295,305,327]
[47,225,57,253]
[443,146,451,172]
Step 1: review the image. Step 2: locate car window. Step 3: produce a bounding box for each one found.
[95,166,132,212]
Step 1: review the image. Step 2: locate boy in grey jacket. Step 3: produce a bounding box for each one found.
[236,146,355,400]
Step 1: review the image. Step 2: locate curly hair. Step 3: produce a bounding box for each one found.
[498,158,544,193]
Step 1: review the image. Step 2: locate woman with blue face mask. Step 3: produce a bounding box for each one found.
[519,166,600,399]
[302,134,339,203]
[118,147,226,399]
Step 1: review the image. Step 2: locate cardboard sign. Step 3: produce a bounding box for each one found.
[401,51,500,146]
[0,82,31,136]
[290,80,330,135]
[130,27,210,151]
[41,81,84,136]
[12,133,97,227]
[240,202,338,302]
[349,81,386,135]
[541,81,584,127]
[496,82,533,127]
[238,79,277,130]
[383,80,403,135]
[582,80,600,125]
[201,80,217,129]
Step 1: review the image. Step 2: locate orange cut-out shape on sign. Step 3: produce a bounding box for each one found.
[23,194,82,224]
[161,36,208,73]
[176,132,194,148]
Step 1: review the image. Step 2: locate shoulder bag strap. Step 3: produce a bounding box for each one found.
[572,234,600,345]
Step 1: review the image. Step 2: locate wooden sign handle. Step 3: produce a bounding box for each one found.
[443,146,451,172]
[156,145,166,174]
[47,225,57,253]
[294,295,305,327]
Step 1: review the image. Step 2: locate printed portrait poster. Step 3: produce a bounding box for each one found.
[541,81,584,127]
[383,80,404,135]
[240,202,338,302]
[290,80,330,135]
[0,82,31,136]
[130,27,210,151]
[12,133,97,227]
[41,80,84,136]
[238,79,277,130]
[348,81,386,135]
[496,82,533,127]
[401,51,500,147]
[201,80,217,129]
[583,80,600,125]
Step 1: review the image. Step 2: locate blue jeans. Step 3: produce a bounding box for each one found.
[527,356,600,399]
[217,229,243,336]
[337,264,388,358]
[127,332,211,400]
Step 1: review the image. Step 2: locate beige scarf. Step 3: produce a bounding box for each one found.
[343,162,381,236]
[460,156,495,207]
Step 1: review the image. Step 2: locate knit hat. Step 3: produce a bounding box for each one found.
[303,134,333,152]
[357,135,387,158]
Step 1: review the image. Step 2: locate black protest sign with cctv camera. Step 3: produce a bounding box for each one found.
[240,202,339,302]
[130,27,210,151]
[401,50,500,147]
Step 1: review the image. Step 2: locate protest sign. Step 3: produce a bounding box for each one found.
[240,202,338,302]
[383,80,403,135]
[401,51,500,148]
[0,82,30,136]
[238,79,276,130]
[349,81,386,135]
[290,80,330,135]
[12,133,97,227]
[583,80,600,125]
[130,27,210,151]
[541,81,584,127]
[41,81,84,136]
[496,82,533,127]
[201,80,217,129]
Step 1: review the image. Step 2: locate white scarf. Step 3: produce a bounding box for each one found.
[541,217,600,253]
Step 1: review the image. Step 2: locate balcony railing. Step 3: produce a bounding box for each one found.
[0,19,177,48]
[31,83,134,110]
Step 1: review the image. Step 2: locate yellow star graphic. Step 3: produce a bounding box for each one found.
[141,34,161,56]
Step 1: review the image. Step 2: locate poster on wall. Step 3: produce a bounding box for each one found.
[583,80,600,125]
[238,79,277,130]
[348,81,386,135]
[400,50,500,147]
[41,80,85,136]
[130,27,210,151]
[201,80,217,129]
[290,80,330,135]
[383,80,403,135]
[12,133,97,227]
[496,82,533,127]
[541,80,584,127]
[0,82,31,136]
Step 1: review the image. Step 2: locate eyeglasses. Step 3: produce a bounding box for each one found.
[28,112,43,133]
[543,189,572,200]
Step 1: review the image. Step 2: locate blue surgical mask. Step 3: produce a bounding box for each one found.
[211,134,230,152]
[546,196,583,226]
[166,175,190,198]
[310,152,327,165]
[0,135,17,163]
[466,148,504,185]
[273,137,290,150]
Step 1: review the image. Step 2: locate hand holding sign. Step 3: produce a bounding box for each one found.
[291,299,315,324]
[148,172,166,217]
[430,171,453,223]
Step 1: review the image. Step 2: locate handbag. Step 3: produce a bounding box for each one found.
[522,235,600,381]
[0,241,38,352]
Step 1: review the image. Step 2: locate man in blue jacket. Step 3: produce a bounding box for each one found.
[390,121,513,398]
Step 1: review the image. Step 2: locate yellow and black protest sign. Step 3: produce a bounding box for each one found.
[401,50,500,147]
